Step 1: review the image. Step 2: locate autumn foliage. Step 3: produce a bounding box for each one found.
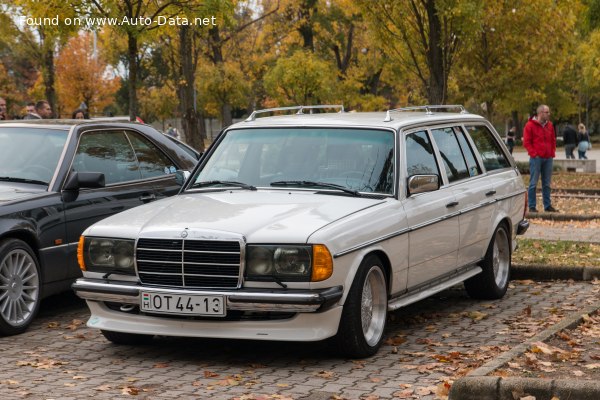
[55,33,120,118]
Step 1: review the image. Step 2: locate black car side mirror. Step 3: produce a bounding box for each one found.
[63,171,106,191]
[175,170,191,186]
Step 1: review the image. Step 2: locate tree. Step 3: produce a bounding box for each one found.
[1,0,81,117]
[455,0,582,126]
[357,0,478,105]
[264,49,338,105]
[88,0,185,121]
[56,33,120,117]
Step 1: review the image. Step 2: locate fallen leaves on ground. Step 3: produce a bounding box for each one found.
[494,310,600,380]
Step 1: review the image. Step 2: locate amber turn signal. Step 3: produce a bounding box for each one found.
[311,244,333,281]
[77,236,86,271]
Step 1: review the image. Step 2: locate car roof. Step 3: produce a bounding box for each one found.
[232,108,486,131]
[0,119,144,130]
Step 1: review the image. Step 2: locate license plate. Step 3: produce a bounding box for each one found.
[140,292,225,316]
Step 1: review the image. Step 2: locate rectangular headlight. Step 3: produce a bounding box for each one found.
[246,245,333,282]
[83,237,136,274]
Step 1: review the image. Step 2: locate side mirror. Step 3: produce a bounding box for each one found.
[175,170,191,186]
[63,171,105,191]
[407,174,439,196]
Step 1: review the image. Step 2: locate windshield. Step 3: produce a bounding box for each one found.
[192,127,395,194]
[0,127,69,185]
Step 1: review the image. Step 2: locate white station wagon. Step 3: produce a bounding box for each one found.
[73,105,529,357]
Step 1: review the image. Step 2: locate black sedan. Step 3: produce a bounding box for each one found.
[0,120,198,335]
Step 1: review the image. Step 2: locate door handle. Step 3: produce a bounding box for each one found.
[446,201,459,208]
[139,193,156,202]
[485,190,497,197]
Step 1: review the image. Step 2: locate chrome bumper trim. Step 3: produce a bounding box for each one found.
[72,279,343,312]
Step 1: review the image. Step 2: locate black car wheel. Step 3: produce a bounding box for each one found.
[335,255,388,358]
[0,239,41,336]
[464,223,511,300]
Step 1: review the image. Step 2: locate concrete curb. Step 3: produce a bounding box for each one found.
[511,263,600,281]
[526,212,600,221]
[449,301,600,400]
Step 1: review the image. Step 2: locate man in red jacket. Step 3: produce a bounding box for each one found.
[523,104,558,213]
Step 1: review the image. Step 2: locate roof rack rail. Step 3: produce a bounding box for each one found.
[245,105,345,122]
[384,105,468,122]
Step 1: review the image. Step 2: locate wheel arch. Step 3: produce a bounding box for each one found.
[365,250,392,295]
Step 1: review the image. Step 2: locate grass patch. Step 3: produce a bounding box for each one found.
[514,239,600,267]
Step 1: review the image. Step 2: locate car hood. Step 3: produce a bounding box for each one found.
[0,183,47,203]
[85,190,387,242]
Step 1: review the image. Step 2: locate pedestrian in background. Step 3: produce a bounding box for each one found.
[562,123,578,159]
[165,123,180,139]
[23,100,52,120]
[0,97,7,120]
[577,123,591,159]
[24,102,35,118]
[505,126,516,154]
[523,104,558,213]
[71,109,87,119]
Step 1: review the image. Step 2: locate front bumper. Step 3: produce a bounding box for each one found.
[516,219,529,235]
[72,278,344,313]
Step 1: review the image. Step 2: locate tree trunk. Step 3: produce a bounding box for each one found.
[298,0,317,51]
[127,34,138,122]
[179,25,205,151]
[511,110,520,139]
[43,48,57,118]
[425,0,445,104]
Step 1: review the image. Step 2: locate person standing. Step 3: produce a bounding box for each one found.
[523,104,558,213]
[577,123,591,160]
[23,100,52,119]
[562,124,578,159]
[505,126,516,154]
[0,97,7,120]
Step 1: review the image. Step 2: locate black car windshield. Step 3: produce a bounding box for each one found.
[191,127,395,195]
[0,127,69,185]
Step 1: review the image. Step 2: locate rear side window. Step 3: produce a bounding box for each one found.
[431,127,469,182]
[465,125,510,171]
[455,128,481,177]
[405,131,440,177]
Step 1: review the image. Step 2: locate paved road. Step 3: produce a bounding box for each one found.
[1,281,597,400]
[512,148,600,173]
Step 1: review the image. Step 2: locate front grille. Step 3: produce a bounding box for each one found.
[136,238,241,289]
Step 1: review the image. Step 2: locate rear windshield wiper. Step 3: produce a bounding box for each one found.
[0,176,49,186]
[270,180,360,197]
[190,180,257,191]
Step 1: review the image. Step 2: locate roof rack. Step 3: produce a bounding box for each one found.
[384,105,468,122]
[245,105,345,122]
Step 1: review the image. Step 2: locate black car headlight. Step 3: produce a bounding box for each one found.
[246,245,333,282]
[80,237,135,274]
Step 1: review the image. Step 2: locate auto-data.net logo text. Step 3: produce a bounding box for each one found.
[21,15,217,28]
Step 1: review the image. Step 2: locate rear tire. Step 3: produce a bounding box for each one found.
[465,224,511,300]
[335,255,387,358]
[0,239,41,336]
[101,330,154,345]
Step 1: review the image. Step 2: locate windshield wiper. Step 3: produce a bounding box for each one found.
[191,180,257,191]
[0,176,49,186]
[270,180,360,196]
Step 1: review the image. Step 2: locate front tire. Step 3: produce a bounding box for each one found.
[0,239,41,336]
[465,223,511,300]
[335,255,387,358]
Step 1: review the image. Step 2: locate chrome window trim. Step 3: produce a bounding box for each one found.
[333,189,526,258]
[187,125,398,198]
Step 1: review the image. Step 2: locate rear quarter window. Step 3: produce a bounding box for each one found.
[464,125,510,171]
